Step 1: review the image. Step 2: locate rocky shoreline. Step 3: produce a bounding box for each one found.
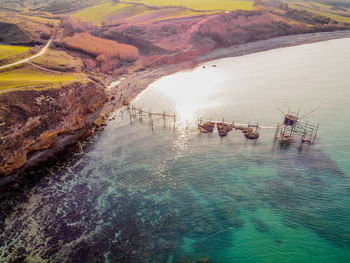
[1,29,350,184]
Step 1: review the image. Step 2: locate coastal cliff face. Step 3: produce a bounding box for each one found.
[0,81,108,176]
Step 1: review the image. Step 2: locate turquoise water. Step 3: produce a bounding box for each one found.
[1,38,350,262]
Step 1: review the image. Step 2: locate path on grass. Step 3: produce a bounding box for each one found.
[0,39,52,70]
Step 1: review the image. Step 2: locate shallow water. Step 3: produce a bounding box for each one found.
[1,38,350,263]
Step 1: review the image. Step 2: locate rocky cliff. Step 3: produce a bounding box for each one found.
[0,81,108,176]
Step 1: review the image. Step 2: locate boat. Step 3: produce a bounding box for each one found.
[199,127,209,133]
[198,122,215,133]
[244,132,259,139]
[218,129,228,137]
[242,127,253,134]
[217,123,232,131]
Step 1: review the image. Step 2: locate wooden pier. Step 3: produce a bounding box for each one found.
[121,104,319,146]
[125,104,176,130]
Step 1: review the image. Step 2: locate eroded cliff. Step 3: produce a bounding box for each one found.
[0,80,108,176]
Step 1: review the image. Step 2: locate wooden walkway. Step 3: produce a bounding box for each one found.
[122,104,318,146]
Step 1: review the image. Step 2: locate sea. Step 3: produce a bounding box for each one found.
[0,38,349,263]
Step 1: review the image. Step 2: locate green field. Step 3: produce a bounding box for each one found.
[32,49,84,72]
[0,65,77,90]
[0,45,31,60]
[18,15,61,27]
[73,1,132,25]
[72,0,254,25]
[289,4,350,23]
[128,0,254,11]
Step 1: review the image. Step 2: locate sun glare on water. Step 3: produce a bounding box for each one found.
[150,66,224,122]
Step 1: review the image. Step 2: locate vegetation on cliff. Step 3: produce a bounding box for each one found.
[62,32,139,72]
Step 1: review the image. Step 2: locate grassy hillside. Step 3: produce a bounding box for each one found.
[0,12,55,43]
[72,1,218,25]
[128,0,255,11]
[73,1,132,25]
[0,64,79,90]
[17,15,60,27]
[0,45,31,60]
[31,50,84,72]
[288,1,350,23]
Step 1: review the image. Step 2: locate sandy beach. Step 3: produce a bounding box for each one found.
[102,29,350,116]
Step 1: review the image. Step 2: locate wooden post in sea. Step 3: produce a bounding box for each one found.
[173,112,176,130]
[129,109,132,124]
[274,123,279,140]
[121,110,124,120]
[163,111,166,128]
[148,109,152,125]
[301,120,308,144]
[139,108,142,118]
[313,123,319,144]
[309,128,314,144]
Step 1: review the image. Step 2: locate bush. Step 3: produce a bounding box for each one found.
[40,33,50,40]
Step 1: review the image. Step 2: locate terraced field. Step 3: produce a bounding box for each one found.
[0,45,31,60]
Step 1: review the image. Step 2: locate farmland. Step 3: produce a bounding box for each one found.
[127,0,255,11]
[72,1,132,25]
[0,45,31,60]
[0,65,78,90]
[288,2,350,23]
[17,15,61,27]
[72,1,218,25]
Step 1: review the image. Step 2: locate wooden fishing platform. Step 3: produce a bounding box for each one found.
[273,108,319,146]
[123,104,176,130]
[122,104,319,146]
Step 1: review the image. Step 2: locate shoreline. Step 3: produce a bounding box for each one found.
[1,30,350,184]
[103,29,350,115]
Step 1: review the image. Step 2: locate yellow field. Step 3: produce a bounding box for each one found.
[72,0,254,25]
[72,1,132,25]
[129,0,254,11]
[124,7,216,24]
[0,65,77,90]
[289,4,350,23]
[0,45,31,60]
[32,49,84,72]
[18,15,61,26]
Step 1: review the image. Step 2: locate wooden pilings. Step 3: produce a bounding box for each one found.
[123,104,319,146]
[127,103,176,129]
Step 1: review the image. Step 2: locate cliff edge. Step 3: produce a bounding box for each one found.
[0,80,108,176]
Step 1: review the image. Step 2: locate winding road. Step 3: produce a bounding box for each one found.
[0,39,52,70]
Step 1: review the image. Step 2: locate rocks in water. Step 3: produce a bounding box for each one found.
[197,257,211,263]
[274,238,283,244]
[251,217,271,233]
